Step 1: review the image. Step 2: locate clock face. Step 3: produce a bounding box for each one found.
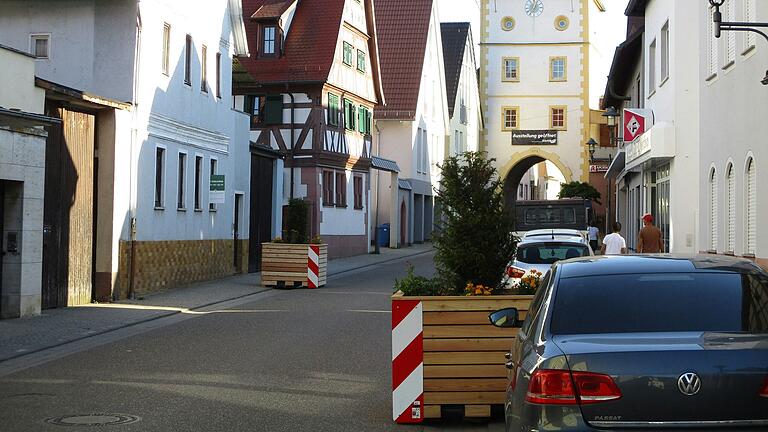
[525,0,544,17]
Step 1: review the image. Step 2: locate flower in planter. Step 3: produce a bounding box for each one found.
[464,282,493,296]
[514,269,543,295]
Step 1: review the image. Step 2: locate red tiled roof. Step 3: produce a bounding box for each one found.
[239,0,345,84]
[373,0,433,120]
[251,0,294,20]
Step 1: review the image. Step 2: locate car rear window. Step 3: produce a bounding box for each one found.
[517,243,589,265]
[551,273,768,334]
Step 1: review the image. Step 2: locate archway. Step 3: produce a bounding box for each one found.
[501,150,573,210]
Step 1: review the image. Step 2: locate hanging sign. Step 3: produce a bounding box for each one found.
[511,130,558,145]
[622,108,653,143]
[209,174,225,204]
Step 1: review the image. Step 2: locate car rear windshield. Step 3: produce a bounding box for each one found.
[550,273,768,334]
[517,243,590,265]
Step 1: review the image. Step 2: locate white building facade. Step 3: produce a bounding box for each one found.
[481,0,597,212]
[374,0,450,247]
[0,0,251,299]
[699,0,766,265]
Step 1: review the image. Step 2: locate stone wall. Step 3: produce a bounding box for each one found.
[117,239,248,298]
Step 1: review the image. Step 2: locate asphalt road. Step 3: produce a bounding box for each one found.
[0,252,504,432]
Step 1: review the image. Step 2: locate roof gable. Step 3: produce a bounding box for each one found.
[373,0,433,119]
[440,22,469,118]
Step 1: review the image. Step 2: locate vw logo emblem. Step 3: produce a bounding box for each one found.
[678,372,701,396]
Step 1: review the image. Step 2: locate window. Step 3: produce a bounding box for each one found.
[649,39,656,92]
[184,34,192,85]
[726,163,735,252]
[155,147,166,208]
[519,184,524,198]
[246,95,265,127]
[343,42,353,66]
[502,107,519,130]
[343,98,356,130]
[177,152,187,210]
[263,26,276,54]
[708,6,719,78]
[194,155,203,211]
[264,95,283,125]
[209,158,218,211]
[30,34,50,59]
[724,0,736,66]
[746,157,756,255]
[709,168,718,251]
[549,57,566,81]
[502,57,519,81]
[744,0,756,52]
[335,172,347,207]
[328,93,340,126]
[323,170,335,206]
[162,24,170,74]
[550,106,566,130]
[357,106,368,134]
[215,52,221,98]
[661,22,669,83]
[354,176,364,209]
[201,45,208,92]
[357,49,366,72]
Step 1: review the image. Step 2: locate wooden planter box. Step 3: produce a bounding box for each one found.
[261,243,327,288]
[391,292,534,422]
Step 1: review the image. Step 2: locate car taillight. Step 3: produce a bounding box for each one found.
[760,376,768,398]
[526,369,621,405]
[506,265,525,278]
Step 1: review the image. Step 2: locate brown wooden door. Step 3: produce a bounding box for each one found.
[42,106,95,308]
[248,154,274,272]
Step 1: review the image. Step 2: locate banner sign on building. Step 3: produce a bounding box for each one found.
[209,174,225,204]
[511,130,558,145]
[622,108,653,143]
[589,164,609,173]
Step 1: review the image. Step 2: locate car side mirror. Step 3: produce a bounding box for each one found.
[489,308,522,328]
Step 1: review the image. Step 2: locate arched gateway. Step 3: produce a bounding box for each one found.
[499,148,577,211]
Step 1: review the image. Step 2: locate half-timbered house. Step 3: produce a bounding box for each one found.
[234,0,386,259]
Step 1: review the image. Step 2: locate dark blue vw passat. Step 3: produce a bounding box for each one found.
[490,255,768,431]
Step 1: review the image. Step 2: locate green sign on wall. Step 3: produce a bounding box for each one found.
[210,174,225,204]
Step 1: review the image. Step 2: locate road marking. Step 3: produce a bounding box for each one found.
[75,304,286,315]
[316,291,392,296]
[347,310,391,314]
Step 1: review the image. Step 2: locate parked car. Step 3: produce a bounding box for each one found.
[490,255,768,431]
[502,234,592,288]
[522,228,586,240]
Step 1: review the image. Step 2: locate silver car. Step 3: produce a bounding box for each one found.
[502,234,593,288]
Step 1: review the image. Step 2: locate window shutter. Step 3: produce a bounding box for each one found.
[710,170,718,251]
[358,107,365,133]
[727,164,735,252]
[264,95,283,125]
[746,158,757,255]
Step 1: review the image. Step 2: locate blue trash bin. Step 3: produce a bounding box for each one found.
[377,224,390,247]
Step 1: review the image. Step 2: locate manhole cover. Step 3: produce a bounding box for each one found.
[45,413,140,427]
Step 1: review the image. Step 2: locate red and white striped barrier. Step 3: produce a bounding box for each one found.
[307,245,320,289]
[392,299,424,423]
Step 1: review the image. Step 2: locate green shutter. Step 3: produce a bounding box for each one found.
[357,50,365,72]
[264,95,283,125]
[366,109,372,134]
[358,107,365,133]
[328,93,339,126]
[343,42,353,65]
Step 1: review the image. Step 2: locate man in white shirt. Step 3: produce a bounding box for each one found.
[587,223,600,253]
[600,222,628,255]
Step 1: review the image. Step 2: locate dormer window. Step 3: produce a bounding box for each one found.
[263,25,276,55]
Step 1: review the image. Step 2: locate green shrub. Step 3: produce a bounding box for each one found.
[432,151,517,295]
[394,265,443,296]
[284,198,309,244]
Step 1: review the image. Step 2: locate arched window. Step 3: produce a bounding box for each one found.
[726,163,735,253]
[709,168,718,251]
[745,157,756,255]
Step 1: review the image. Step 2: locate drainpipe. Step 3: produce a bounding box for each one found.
[287,85,295,201]
[127,6,142,301]
[373,123,381,254]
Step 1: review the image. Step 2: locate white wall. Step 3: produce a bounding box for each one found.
[448,26,482,156]
[0,47,45,114]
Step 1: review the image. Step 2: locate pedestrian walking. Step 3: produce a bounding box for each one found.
[587,222,600,253]
[601,222,627,255]
[637,213,664,253]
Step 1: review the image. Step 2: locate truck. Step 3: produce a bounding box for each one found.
[513,198,593,233]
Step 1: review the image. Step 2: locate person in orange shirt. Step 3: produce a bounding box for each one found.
[637,213,664,253]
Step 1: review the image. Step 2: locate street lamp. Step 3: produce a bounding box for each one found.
[602,106,619,128]
[586,138,597,162]
[709,0,768,85]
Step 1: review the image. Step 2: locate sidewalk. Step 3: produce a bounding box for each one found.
[0,243,433,363]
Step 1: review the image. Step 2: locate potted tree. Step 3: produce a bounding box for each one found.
[391,152,537,422]
[261,198,327,288]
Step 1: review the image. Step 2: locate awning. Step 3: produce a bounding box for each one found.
[604,149,625,179]
[371,155,400,173]
[398,179,412,190]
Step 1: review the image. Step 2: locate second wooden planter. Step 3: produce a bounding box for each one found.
[261,243,327,288]
[391,292,534,422]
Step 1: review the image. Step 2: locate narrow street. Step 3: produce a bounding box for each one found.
[0,253,503,431]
